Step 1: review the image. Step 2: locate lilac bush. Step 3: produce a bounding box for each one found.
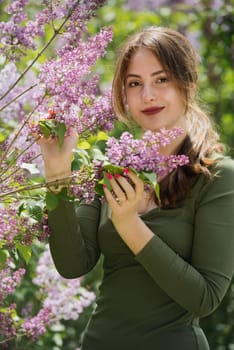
[0,1,191,347]
[0,0,113,347]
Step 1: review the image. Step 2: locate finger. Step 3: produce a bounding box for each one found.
[103,185,121,209]
[106,174,127,201]
[125,170,144,196]
[113,174,135,200]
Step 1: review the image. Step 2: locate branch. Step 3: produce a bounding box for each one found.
[0,136,40,180]
[0,175,74,199]
[0,1,80,103]
[0,95,45,163]
[0,83,38,113]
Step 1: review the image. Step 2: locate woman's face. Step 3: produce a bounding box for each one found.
[124,47,187,132]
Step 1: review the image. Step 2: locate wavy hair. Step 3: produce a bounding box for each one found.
[111,26,225,206]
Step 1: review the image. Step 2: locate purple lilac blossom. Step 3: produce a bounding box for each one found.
[33,245,96,322]
[0,263,25,303]
[69,161,103,203]
[38,27,115,134]
[22,307,53,340]
[0,204,49,246]
[106,128,189,177]
[126,0,199,11]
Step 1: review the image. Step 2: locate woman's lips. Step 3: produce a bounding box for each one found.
[141,106,165,115]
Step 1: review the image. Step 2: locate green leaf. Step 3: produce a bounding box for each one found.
[0,249,8,270]
[58,122,66,148]
[29,205,43,222]
[15,242,31,264]
[141,171,157,187]
[20,162,40,175]
[103,163,124,175]
[154,182,161,204]
[103,172,112,191]
[95,180,105,196]
[73,148,90,165]
[78,140,91,149]
[46,191,59,211]
[39,121,51,138]
[96,131,109,142]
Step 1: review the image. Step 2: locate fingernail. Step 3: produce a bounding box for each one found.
[114,173,121,179]
[123,168,129,174]
[106,173,113,180]
[103,184,107,189]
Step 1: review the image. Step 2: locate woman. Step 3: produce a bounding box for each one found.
[39,27,234,349]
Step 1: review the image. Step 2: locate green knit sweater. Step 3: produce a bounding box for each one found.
[48,156,234,350]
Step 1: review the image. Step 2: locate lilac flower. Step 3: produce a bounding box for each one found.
[69,161,103,203]
[0,304,17,341]
[38,27,115,134]
[0,204,49,246]
[106,128,189,177]
[0,264,25,302]
[22,307,52,340]
[33,245,96,322]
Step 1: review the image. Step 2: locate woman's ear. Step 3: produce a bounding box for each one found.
[189,83,197,98]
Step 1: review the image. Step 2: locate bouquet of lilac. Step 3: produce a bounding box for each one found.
[49,125,190,208]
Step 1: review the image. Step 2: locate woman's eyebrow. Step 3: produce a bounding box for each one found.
[125,70,165,79]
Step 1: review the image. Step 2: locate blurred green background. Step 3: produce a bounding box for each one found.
[1,0,234,349]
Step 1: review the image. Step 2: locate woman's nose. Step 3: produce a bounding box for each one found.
[142,85,156,102]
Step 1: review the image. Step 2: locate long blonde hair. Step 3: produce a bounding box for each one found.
[112,26,225,206]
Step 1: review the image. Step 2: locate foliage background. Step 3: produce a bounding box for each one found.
[0,0,233,349]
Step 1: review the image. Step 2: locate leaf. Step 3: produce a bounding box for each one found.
[78,140,91,149]
[95,180,105,196]
[58,122,66,148]
[39,121,51,138]
[0,249,8,270]
[15,242,31,264]
[73,148,90,165]
[20,162,40,175]
[96,131,109,142]
[103,163,124,175]
[154,182,161,204]
[103,172,112,191]
[29,205,43,222]
[45,191,59,211]
[141,171,157,187]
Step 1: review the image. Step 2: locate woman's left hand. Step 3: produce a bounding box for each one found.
[103,169,144,222]
[103,169,155,254]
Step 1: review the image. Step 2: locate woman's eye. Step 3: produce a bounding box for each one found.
[156,77,169,83]
[128,81,140,87]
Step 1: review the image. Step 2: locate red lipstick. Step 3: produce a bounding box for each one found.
[141,106,165,115]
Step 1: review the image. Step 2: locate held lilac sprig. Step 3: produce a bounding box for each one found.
[47,127,189,205]
[105,127,189,178]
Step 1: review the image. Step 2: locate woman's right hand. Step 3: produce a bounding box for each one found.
[37,127,78,182]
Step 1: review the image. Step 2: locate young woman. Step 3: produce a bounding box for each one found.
[39,27,234,349]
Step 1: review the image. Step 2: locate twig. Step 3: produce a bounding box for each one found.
[0,175,74,199]
[0,83,38,112]
[0,95,45,164]
[0,1,80,103]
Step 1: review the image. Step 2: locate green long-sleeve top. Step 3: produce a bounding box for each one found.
[48,156,234,350]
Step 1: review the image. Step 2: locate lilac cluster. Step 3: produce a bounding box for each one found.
[0,303,17,342]
[106,128,189,178]
[22,307,52,340]
[126,0,199,11]
[0,262,25,342]
[33,245,96,322]
[0,0,106,61]
[0,0,44,60]
[0,204,49,246]
[0,263,25,303]
[38,26,115,134]
[69,161,103,203]
[0,62,26,123]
